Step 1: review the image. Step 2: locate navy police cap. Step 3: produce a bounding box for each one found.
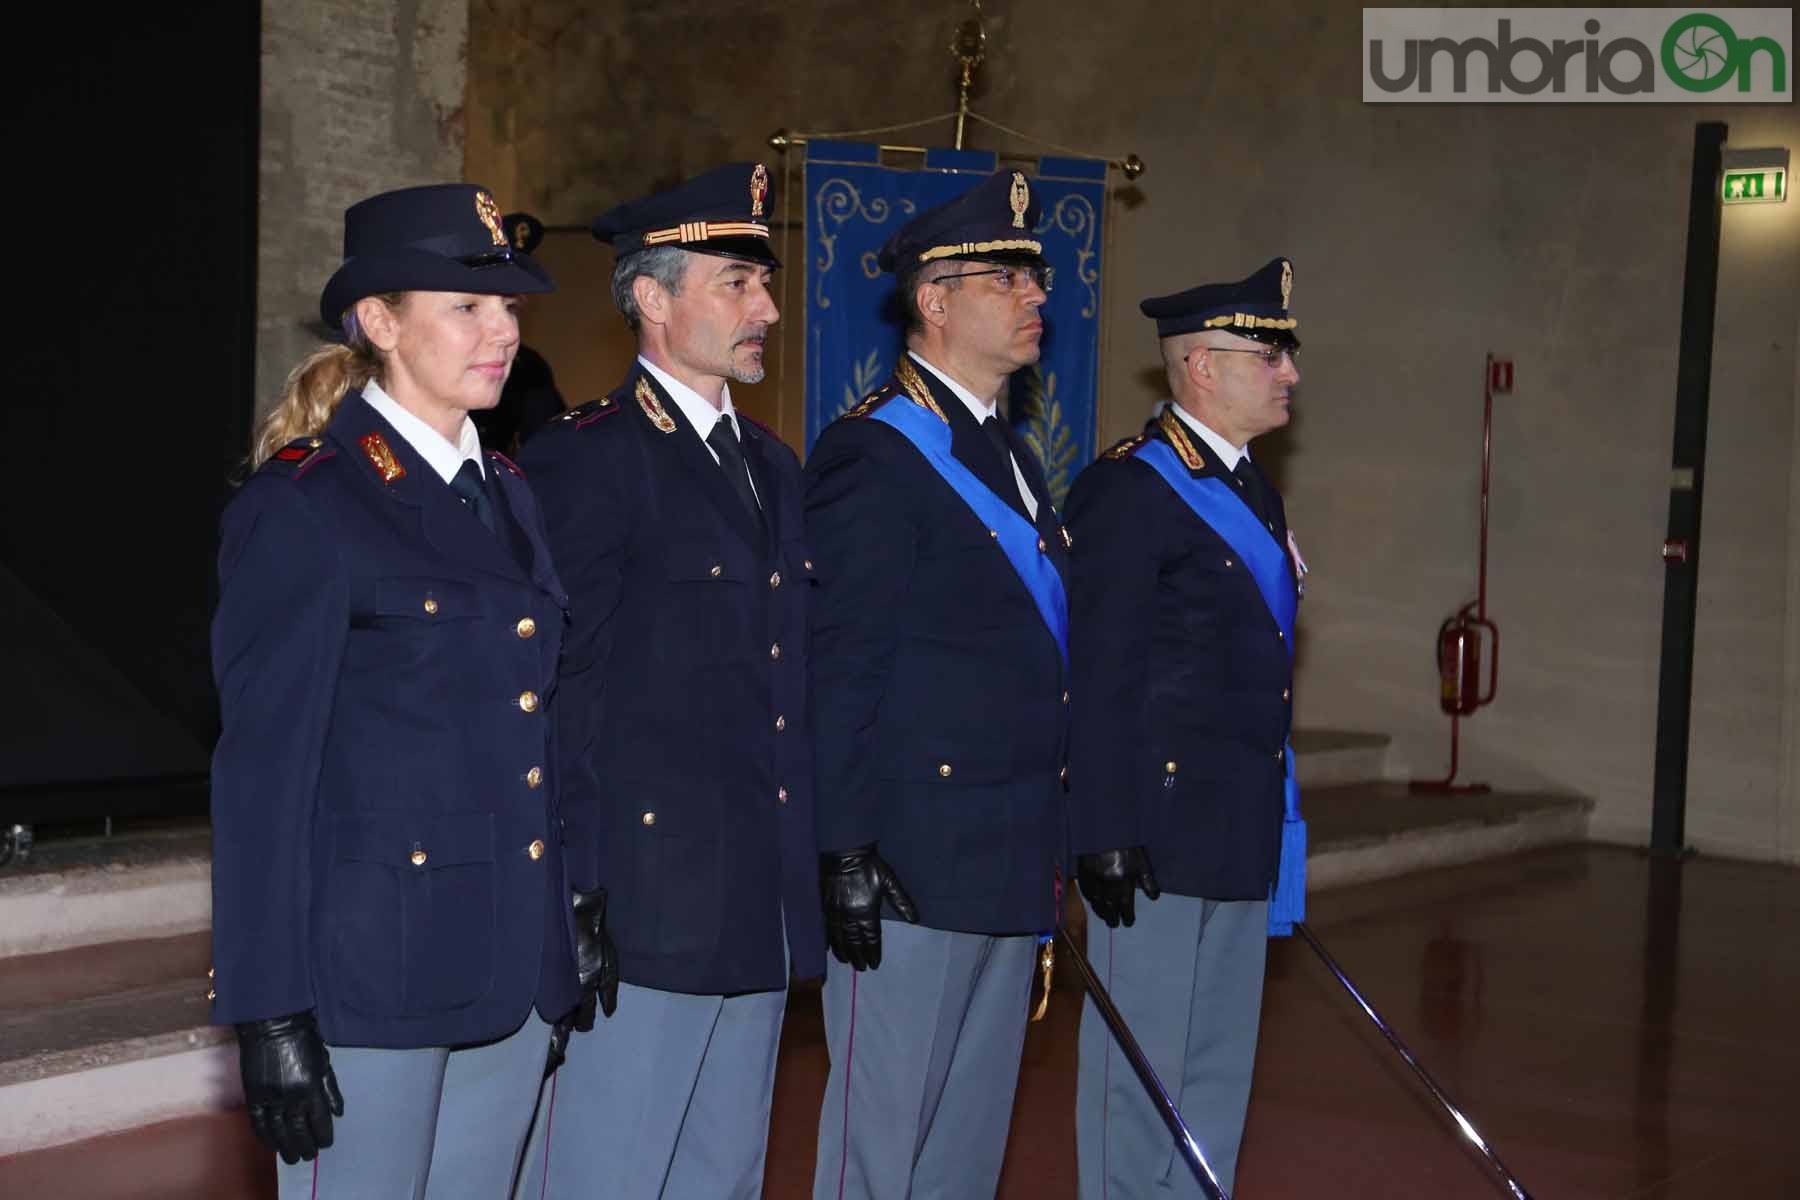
[877,169,1045,274]
[592,162,781,267]
[1140,257,1299,348]
[319,184,555,329]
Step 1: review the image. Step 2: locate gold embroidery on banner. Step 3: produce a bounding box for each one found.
[893,359,949,424]
[1280,260,1293,309]
[636,377,677,433]
[1159,411,1205,471]
[749,163,769,218]
[474,191,506,247]
[358,432,406,483]
[1009,172,1030,229]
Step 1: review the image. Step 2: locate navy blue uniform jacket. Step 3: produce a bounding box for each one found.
[210,394,582,1049]
[806,360,1070,937]
[518,365,825,995]
[1066,410,1295,901]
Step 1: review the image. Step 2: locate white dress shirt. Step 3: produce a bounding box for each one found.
[908,351,1039,521]
[638,355,760,505]
[361,380,485,484]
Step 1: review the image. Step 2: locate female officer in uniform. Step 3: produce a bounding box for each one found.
[209,183,604,1197]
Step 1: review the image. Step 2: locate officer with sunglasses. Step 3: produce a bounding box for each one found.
[1065,257,1304,1197]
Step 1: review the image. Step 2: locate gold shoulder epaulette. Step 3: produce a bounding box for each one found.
[559,395,620,429]
[847,386,896,419]
[1101,432,1150,461]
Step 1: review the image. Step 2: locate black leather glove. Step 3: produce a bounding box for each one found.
[1077,846,1161,929]
[820,843,919,971]
[571,887,619,1027]
[235,1010,343,1165]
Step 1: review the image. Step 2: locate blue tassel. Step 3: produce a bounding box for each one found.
[1267,745,1305,937]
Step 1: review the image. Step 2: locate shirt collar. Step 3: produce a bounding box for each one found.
[360,380,483,485]
[1168,402,1247,472]
[638,355,738,442]
[909,351,997,426]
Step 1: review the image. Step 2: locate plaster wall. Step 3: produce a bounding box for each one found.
[458,1,1800,862]
[256,0,470,413]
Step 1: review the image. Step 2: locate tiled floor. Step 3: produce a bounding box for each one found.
[4,844,1796,1198]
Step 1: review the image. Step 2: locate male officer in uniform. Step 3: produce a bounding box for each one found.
[806,169,1070,1199]
[513,162,824,1200]
[1066,257,1304,1196]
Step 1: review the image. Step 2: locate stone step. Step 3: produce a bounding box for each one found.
[0,932,233,1155]
[1291,728,1393,788]
[1302,782,1594,892]
[0,825,210,959]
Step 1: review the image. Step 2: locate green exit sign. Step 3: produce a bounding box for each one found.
[1723,168,1786,204]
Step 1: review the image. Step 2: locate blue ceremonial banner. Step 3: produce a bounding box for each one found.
[802,143,1107,507]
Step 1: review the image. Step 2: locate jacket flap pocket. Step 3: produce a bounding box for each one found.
[374,576,486,620]
[665,539,753,583]
[334,811,495,868]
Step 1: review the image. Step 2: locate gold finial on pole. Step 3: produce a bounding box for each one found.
[768,128,793,153]
[950,2,986,150]
[1120,153,1145,181]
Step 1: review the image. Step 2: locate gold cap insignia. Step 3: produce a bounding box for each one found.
[475,191,506,247]
[749,163,769,219]
[1009,172,1030,230]
[358,431,406,483]
[636,377,677,434]
[1280,260,1293,309]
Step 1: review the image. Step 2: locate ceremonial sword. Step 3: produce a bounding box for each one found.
[1293,921,1534,1200]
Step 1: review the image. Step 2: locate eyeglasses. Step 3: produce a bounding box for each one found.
[929,264,1054,294]
[1189,345,1300,368]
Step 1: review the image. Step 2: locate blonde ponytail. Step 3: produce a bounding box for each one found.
[247,294,404,470]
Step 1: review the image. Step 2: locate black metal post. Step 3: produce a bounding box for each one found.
[1651,121,1727,856]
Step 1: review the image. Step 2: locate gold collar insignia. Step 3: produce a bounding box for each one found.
[358,431,406,483]
[893,358,949,424]
[1158,410,1206,471]
[636,376,677,433]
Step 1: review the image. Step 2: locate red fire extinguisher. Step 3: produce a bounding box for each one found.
[1435,603,1497,718]
[1413,357,1507,794]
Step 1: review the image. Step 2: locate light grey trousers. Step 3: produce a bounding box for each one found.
[1076,894,1268,1199]
[514,981,788,1200]
[275,1010,552,1200]
[813,921,1038,1200]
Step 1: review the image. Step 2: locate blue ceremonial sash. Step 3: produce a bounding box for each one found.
[871,399,1069,668]
[1136,437,1306,936]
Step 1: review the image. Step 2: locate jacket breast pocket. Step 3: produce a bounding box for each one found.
[369,576,487,622]
[327,811,497,1016]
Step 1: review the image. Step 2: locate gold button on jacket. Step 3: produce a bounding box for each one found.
[519,691,539,713]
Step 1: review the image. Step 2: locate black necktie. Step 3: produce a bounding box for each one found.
[1232,458,1271,528]
[706,416,763,523]
[980,414,1011,465]
[449,459,497,535]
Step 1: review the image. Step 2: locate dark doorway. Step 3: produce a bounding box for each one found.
[1,5,258,821]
